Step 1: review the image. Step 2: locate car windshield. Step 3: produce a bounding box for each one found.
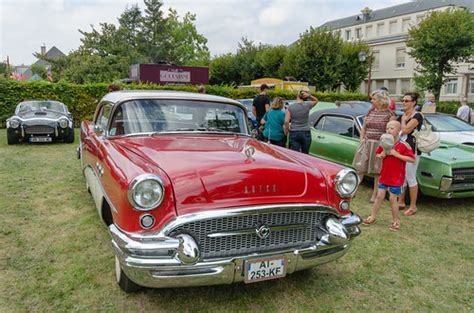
[109,99,248,136]
[425,115,474,132]
[18,101,65,113]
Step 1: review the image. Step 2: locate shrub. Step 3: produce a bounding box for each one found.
[0,79,371,127]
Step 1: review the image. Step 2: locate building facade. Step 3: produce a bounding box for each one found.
[320,0,474,101]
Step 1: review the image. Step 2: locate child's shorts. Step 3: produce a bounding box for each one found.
[378,183,402,195]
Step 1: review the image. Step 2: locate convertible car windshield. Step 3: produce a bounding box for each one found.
[109,99,248,136]
[18,101,66,113]
[425,115,474,132]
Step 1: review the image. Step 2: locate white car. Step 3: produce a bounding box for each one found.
[424,113,474,146]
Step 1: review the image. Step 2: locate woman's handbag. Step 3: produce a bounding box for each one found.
[412,115,440,155]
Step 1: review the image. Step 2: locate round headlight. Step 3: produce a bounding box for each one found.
[335,169,358,198]
[9,119,20,129]
[59,119,68,128]
[128,174,164,210]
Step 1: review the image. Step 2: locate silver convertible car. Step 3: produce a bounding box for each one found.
[6,100,74,144]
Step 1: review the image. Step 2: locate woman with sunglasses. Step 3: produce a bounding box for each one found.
[397,92,423,216]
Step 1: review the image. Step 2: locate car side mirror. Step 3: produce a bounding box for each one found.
[94,124,104,136]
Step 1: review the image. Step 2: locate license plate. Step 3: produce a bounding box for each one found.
[244,256,287,283]
[30,137,52,143]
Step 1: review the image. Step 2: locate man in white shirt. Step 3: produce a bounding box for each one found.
[456,97,471,123]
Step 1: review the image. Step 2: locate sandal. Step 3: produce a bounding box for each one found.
[404,208,417,216]
[363,216,376,225]
[389,222,400,231]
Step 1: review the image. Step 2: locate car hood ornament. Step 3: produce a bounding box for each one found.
[244,145,256,159]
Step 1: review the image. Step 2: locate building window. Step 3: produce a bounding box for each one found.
[345,29,351,40]
[446,78,458,94]
[355,28,362,39]
[372,51,380,70]
[389,20,398,34]
[396,48,405,68]
[376,23,384,36]
[365,25,373,38]
[470,78,474,94]
[402,18,411,32]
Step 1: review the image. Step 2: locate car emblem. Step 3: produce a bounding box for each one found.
[256,225,271,239]
[244,146,255,158]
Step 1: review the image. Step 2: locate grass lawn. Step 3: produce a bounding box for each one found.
[0,129,472,312]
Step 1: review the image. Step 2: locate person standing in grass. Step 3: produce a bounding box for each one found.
[352,89,395,202]
[261,97,287,147]
[363,120,415,231]
[284,90,318,154]
[397,92,423,216]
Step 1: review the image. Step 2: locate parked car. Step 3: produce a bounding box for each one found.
[236,98,258,129]
[6,100,74,144]
[79,90,362,292]
[308,107,474,199]
[423,113,474,146]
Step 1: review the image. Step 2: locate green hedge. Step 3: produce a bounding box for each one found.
[0,79,373,127]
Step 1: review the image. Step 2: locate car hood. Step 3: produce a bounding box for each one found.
[438,131,474,145]
[16,110,66,121]
[113,135,326,215]
[424,143,474,165]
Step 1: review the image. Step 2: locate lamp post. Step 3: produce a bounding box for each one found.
[358,51,372,97]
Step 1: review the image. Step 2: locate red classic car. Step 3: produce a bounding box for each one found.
[78,90,361,292]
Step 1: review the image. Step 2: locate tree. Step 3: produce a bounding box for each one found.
[30,64,47,79]
[209,53,240,85]
[338,41,370,92]
[36,0,209,83]
[257,45,288,78]
[407,8,474,100]
[166,9,210,66]
[283,27,344,91]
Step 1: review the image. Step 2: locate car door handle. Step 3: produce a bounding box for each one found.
[317,135,325,139]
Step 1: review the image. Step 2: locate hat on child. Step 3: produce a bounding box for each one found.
[380,133,394,154]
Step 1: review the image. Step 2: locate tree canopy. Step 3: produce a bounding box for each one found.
[210,29,369,92]
[40,0,209,83]
[407,8,474,100]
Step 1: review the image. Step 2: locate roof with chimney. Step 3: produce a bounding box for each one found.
[33,46,65,67]
[319,0,474,30]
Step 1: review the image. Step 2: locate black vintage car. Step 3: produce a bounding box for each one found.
[6,100,74,144]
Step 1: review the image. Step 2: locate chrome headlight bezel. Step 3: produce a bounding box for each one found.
[58,118,68,128]
[335,168,359,198]
[128,174,165,211]
[9,118,20,129]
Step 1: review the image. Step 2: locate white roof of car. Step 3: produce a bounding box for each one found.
[102,90,242,106]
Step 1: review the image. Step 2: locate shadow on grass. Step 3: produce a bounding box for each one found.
[135,268,341,309]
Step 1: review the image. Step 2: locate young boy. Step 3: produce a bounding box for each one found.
[363,120,415,231]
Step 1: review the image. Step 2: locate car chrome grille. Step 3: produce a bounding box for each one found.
[25,125,55,134]
[451,168,474,191]
[168,210,330,259]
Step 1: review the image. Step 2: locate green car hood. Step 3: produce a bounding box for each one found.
[423,143,474,167]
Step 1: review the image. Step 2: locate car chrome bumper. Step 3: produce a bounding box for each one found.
[110,211,361,288]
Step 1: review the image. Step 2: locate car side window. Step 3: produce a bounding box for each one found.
[314,116,325,130]
[322,116,358,138]
[96,104,112,130]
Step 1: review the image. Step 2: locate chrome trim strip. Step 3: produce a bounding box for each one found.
[109,131,251,139]
[113,204,339,241]
[207,223,306,238]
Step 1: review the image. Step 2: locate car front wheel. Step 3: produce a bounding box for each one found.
[66,127,75,143]
[115,256,141,293]
[7,131,18,145]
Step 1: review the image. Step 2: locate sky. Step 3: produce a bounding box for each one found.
[1,0,409,66]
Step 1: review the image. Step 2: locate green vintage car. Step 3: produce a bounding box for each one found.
[308,107,474,199]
